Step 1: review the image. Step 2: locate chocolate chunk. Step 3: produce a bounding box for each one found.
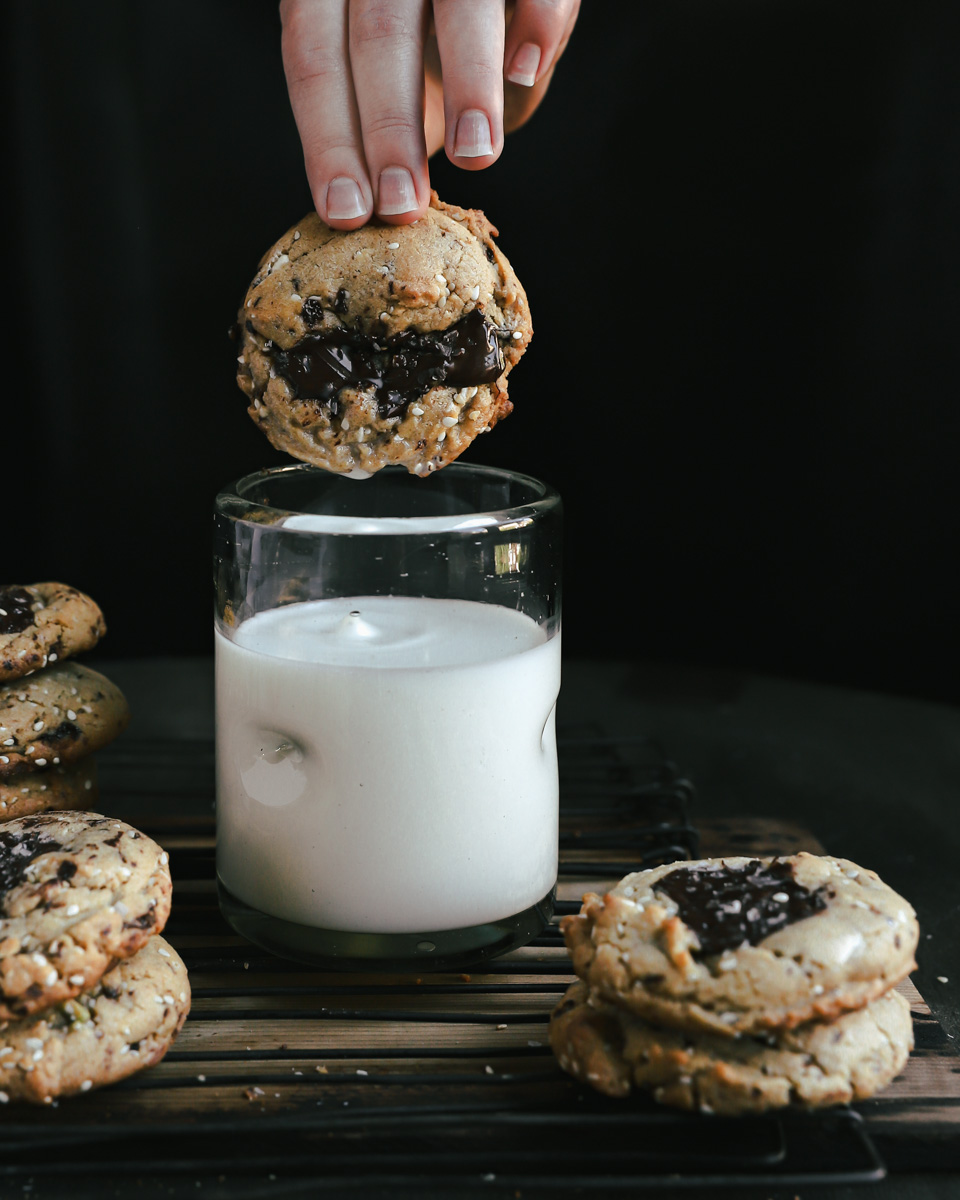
[37,720,81,746]
[301,296,325,326]
[272,308,506,417]
[0,587,36,636]
[0,830,63,904]
[655,859,828,956]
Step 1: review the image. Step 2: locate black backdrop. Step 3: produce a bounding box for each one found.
[7,0,959,703]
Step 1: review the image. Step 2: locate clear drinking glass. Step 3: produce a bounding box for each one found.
[213,462,562,970]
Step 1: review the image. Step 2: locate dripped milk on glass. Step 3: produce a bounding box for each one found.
[215,595,561,932]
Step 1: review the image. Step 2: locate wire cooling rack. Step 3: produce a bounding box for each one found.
[0,726,891,1194]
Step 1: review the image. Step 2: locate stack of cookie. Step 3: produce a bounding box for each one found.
[551,852,919,1115]
[0,810,190,1104]
[1,582,129,821]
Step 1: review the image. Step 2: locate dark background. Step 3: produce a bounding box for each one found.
[6,0,959,703]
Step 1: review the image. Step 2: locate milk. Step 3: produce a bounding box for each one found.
[215,595,561,933]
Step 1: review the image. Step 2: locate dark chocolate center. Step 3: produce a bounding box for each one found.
[0,587,36,636]
[654,859,828,956]
[270,308,506,417]
[0,828,63,904]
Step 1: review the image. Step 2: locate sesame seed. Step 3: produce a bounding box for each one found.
[33,721,44,731]
[387,241,399,249]
[410,405,424,416]
[66,905,80,917]
[80,1080,93,1092]
[470,285,480,301]
[442,416,457,427]
[772,892,789,902]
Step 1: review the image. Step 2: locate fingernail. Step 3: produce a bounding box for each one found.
[326,176,367,221]
[454,110,494,158]
[377,166,418,216]
[507,42,541,87]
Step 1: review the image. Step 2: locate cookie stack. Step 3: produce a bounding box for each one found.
[1,582,129,821]
[551,852,919,1115]
[0,810,189,1104]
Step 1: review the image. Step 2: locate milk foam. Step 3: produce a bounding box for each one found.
[215,595,560,932]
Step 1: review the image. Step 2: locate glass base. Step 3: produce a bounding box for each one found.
[217,880,557,972]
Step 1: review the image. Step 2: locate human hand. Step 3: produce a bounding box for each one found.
[279,0,580,229]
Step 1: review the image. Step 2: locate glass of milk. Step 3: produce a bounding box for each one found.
[213,462,562,969]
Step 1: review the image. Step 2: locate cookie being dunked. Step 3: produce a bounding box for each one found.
[236,192,532,477]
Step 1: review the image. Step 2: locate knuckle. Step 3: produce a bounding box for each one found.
[352,3,419,48]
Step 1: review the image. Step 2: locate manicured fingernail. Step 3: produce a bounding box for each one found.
[507,42,541,87]
[326,176,367,221]
[377,166,418,216]
[454,110,494,158]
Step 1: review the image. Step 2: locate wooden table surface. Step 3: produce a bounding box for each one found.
[2,655,958,1200]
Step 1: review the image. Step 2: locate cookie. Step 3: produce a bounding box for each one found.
[549,979,913,1115]
[0,759,98,821]
[0,811,172,1020]
[0,661,129,780]
[236,191,532,477]
[1,584,106,683]
[0,934,190,1104]
[561,854,918,1036]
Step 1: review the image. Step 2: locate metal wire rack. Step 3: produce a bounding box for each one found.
[0,724,889,1194]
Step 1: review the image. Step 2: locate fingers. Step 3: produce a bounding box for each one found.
[280,0,373,229]
[502,0,580,133]
[349,0,431,223]
[280,0,580,228]
[433,0,506,171]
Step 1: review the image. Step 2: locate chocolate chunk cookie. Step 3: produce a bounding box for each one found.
[0,811,172,1020]
[236,192,532,476]
[0,935,190,1104]
[549,979,913,1114]
[0,661,129,780]
[0,759,98,821]
[561,854,919,1036]
[1,584,106,683]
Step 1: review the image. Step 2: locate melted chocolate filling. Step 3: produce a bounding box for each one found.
[271,308,506,417]
[655,859,828,956]
[0,829,63,903]
[0,587,35,636]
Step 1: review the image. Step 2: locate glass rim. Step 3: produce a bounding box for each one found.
[215,461,561,534]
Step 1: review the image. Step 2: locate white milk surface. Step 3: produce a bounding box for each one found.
[215,596,561,932]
